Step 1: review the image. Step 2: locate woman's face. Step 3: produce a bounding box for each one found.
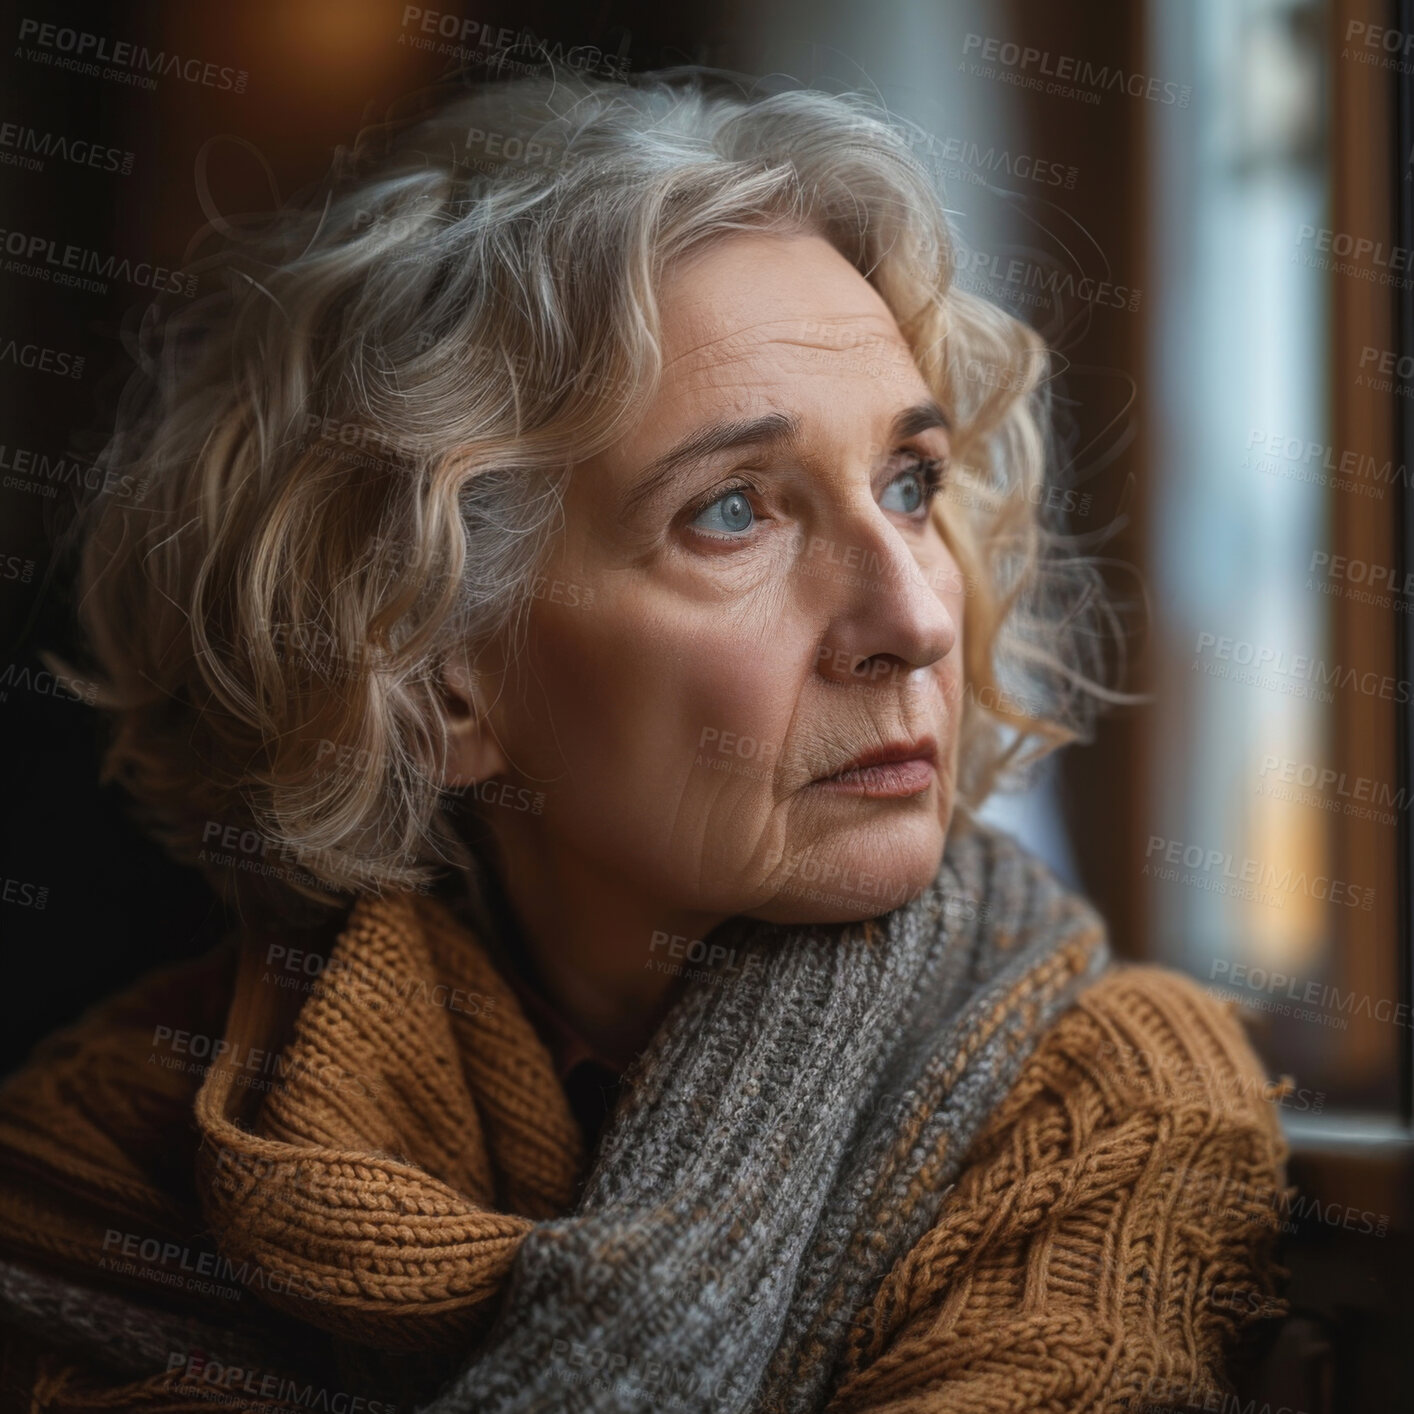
[466,230,966,927]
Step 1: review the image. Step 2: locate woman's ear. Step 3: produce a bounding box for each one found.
[438,654,510,788]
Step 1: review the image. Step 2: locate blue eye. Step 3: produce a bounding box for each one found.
[690,487,755,535]
[881,457,945,514]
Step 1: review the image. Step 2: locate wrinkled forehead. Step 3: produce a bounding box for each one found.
[655,234,920,384]
[655,305,929,416]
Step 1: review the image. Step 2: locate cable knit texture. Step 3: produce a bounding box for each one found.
[0,817,1288,1413]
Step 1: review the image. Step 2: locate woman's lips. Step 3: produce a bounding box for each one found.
[810,758,936,798]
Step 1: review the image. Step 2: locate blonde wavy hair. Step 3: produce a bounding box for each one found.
[52,65,1129,924]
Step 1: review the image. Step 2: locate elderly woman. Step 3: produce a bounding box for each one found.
[0,67,1285,1414]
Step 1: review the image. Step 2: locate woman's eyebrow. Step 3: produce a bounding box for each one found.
[617,399,950,522]
[892,399,951,442]
[618,411,801,522]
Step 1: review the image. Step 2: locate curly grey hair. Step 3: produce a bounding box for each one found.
[52,64,1127,921]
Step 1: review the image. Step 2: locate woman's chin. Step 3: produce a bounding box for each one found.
[742,822,950,927]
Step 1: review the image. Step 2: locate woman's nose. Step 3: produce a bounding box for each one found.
[808,512,959,687]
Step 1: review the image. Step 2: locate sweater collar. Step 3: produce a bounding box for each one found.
[192,887,589,1353]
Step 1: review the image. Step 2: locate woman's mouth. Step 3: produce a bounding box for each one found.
[809,737,938,799]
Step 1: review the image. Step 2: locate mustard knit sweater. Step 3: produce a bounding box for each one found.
[0,828,1288,1413]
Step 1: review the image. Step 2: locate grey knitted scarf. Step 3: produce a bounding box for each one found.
[418,814,1110,1414]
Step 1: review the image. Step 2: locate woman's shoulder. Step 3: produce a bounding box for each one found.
[833,959,1292,1409]
[982,959,1292,1150]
